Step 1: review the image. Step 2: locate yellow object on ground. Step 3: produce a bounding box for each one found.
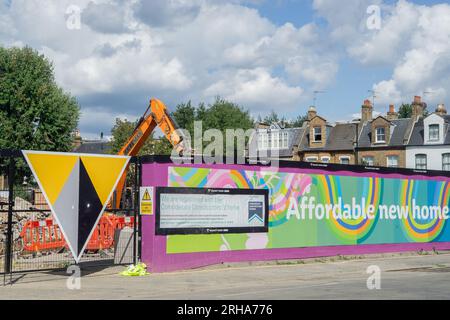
[120,262,150,276]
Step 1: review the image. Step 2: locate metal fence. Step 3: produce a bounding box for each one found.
[0,150,141,276]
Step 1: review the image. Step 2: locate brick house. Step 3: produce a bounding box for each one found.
[296,106,357,164]
[355,97,426,168]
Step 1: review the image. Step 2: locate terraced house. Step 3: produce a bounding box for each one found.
[406,103,450,171]
[248,95,449,171]
[296,106,357,164]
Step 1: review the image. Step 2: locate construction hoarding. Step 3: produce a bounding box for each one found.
[140,157,450,272]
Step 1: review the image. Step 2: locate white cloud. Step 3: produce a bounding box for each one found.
[204,68,303,112]
[0,0,375,138]
[315,0,450,107]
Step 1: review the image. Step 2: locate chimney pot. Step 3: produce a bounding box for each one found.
[414,96,422,104]
[436,103,447,115]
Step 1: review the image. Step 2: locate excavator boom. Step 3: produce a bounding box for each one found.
[112,98,185,208]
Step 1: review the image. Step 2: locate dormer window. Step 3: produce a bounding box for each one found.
[313,127,322,142]
[375,127,386,143]
[429,124,439,141]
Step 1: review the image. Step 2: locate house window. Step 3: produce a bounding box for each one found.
[282,132,288,148]
[306,157,318,162]
[415,154,427,170]
[387,155,399,168]
[261,134,267,149]
[362,156,374,166]
[443,153,450,171]
[257,134,263,149]
[273,132,279,149]
[313,127,322,142]
[375,127,386,143]
[267,133,272,149]
[278,132,283,149]
[429,124,439,141]
[321,157,330,163]
[340,156,350,165]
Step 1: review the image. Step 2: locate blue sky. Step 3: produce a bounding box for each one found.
[1,0,450,138]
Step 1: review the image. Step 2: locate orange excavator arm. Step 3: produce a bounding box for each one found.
[111,98,186,209]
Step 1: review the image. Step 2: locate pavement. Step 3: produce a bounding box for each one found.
[1,251,450,299]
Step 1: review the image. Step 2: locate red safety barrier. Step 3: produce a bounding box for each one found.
[20,215,135,253]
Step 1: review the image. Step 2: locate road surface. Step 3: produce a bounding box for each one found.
[1,251,450,299]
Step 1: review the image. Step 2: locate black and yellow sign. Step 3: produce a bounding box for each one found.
[22,150,130,262]
[140,187,154,215]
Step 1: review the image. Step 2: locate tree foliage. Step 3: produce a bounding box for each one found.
[398,104,412,119]
[109,118,172,155]
[172,97,254,136]
[0,46,80,151]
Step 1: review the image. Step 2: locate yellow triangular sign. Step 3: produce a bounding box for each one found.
[24,153,78,205]
[80,155,130,205]
[142,189,151,201]
[22,151,131,263]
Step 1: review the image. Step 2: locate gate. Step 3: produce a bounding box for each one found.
[0,149,141,276]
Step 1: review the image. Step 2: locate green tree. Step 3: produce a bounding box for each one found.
[0,46,80,151]
[398,104,412,119]
[287,114,308,128]
[200,97,254,132]
[109,118,172,155]
[171,97,254,156]
[0,47,80,181]
[263,110,280,124]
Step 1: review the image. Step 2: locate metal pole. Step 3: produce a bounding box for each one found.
[137,158,142,263]
[132,158,139,265]
[5,157,15,281]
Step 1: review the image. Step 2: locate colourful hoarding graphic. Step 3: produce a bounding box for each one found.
[166,167,450,254]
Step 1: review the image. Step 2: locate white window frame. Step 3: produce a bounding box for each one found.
[415,154,427,170]
[313,127,322,142]
[375,127,386,143]
[339,156,351,165]
[386,155,399,168]
[306,156,318,162]
[443,153,450,171]
[282,132,288,148]
[321,156,330,163]
[362,156,374,166]
[272,132,278,149]
[429,124,440,141]
[262,133,268,149]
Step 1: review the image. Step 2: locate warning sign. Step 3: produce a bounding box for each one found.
[22,150,130,263]
[140,187,154,215]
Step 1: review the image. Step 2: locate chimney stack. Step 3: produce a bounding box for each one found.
[411,95,426,119]
[361,99,373,123]
[436,103,447,116]
[307,106,317,121]
[387,104,398,121]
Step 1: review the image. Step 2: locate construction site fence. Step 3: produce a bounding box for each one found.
[0,150,142,276]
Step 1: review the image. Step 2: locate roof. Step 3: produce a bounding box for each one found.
[247,127,303,158]
[408,114,450,146]
[300,122,357,151]
[357,118,410,148]
[73,140,112,154]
